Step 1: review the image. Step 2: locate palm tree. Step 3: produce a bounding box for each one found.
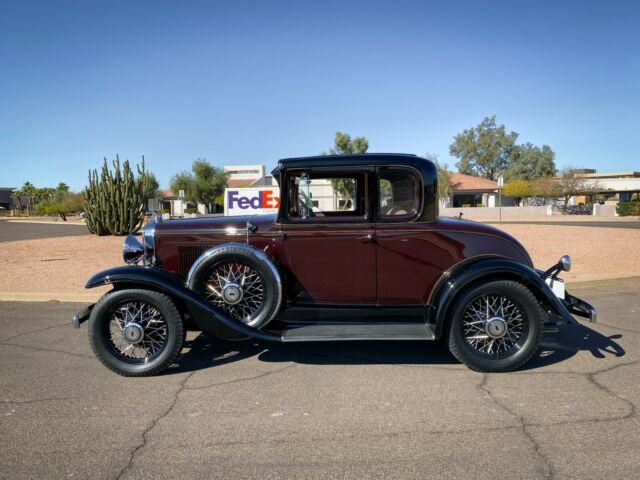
[21,182,36,215]
[10,188,23,212]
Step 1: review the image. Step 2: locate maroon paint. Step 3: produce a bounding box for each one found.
[154,214,530,306]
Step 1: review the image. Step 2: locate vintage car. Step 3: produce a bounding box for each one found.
[73,154,596,376]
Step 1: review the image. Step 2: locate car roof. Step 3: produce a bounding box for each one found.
[273,153,425,173]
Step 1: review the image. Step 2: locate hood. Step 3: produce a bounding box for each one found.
[155,213,276,234]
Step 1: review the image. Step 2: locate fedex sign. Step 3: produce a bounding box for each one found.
[224,187,281,216]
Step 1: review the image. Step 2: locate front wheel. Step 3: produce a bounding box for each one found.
[88,289,185,377]
[446,280,544,372]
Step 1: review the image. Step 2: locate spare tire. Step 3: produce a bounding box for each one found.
[186,243,283,329]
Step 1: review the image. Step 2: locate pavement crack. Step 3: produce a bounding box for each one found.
[185,363,297,390]
[1,396,79,404]
[1,342,93,359]
[477,374,555,479]
[587,368,637,421]
[115,371,196,480]
[0,321,69,343]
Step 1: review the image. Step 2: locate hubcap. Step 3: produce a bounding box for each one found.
[461,294,526,357]
[107,301,168,362]
[485,317,508,339]
[122,322,145,344]
[221,283,243,305]
[204,262,265,325]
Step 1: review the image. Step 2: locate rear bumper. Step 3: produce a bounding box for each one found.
[562,292,597,323]
[72,304,94,329]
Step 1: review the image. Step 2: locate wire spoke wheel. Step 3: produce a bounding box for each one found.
[203,261,265,326]
[106,301,168,363]
[461,294,528,359]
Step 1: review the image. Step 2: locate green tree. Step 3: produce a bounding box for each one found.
[170,159,229,214]
[321,132,369,209]
[502,179,534,205]
[504,143,556,181]
[21,182,37,214]
[450,116,518,180]
[425,153,450,201]
[143,172,160,201]
[325,131,369,155]
[54,182,70,202]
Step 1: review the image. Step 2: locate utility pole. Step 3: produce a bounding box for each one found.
[497,175,504,224]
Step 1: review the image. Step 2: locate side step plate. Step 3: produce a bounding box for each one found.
[271,323,435,342]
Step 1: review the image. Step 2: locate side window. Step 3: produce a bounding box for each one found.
[378,169,420,221]
[287,172,367,222]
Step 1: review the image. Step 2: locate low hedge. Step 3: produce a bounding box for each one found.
[616,201,640,216]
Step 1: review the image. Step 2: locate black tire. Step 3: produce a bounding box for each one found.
[88,289,185,377]
[188,244,282,329]
[445,280,544,372]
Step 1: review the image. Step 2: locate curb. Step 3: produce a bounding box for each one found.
[5,220,87,226]
[0,292,102,303]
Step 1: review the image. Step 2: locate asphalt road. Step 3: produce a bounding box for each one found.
[0,220,89,242]
[1,278,639,479]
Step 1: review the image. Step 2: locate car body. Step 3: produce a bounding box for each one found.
[74,154,596,376]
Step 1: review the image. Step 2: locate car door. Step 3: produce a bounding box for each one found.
[282,168,376,304]
[375,166,437,305]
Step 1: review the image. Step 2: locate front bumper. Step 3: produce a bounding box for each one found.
[72,304,93,328]
[537,257,597,325]
[562,292,597,323]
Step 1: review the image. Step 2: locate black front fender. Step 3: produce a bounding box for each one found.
[429,258,576,338]
[86,266,283,342]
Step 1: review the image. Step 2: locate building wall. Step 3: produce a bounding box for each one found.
[224,165,265,180]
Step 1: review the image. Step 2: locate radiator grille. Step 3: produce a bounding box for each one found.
[177,244,214,278]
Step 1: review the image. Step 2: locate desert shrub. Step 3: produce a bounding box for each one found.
[35,203,68,220]
[616,201,640,216]
[61,193,85,213]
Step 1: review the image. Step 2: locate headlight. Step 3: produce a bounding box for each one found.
[123,235,144,264]
[560,255,571,272]
[142,215,158,266]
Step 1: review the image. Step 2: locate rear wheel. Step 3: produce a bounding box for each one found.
[88,289,185,377]
[446,280,544,372]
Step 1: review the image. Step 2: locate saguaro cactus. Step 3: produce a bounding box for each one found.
[83,156,149,235]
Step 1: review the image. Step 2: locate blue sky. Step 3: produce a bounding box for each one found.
[1,0,638,191]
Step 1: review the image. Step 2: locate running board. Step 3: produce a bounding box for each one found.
[268,323,435,342]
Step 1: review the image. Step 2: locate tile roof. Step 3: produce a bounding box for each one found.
[449,172,498,192]
[160,188,176,198]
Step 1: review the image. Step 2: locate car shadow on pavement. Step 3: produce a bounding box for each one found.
[527,323,625,369]
[167,323,626,375]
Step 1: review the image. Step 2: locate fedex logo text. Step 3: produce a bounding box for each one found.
[227,190,280,210]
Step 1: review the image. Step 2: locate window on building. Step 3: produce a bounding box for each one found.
[378,169,420,220]
[453,194,483,207]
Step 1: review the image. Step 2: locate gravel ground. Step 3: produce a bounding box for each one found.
[0,223,639,299]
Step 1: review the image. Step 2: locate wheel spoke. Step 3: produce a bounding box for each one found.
[461,294,527,358]
[107,301,168,363]
[203,262,265,326]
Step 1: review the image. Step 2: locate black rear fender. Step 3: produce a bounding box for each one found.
[86,266,282,342]
[428,258,574,338]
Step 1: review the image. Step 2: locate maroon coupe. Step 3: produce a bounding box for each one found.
[73,154,596,376]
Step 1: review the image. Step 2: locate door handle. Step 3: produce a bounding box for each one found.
[360,234,375,243]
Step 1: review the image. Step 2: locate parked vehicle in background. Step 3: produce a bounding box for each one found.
[73,154,596,376]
